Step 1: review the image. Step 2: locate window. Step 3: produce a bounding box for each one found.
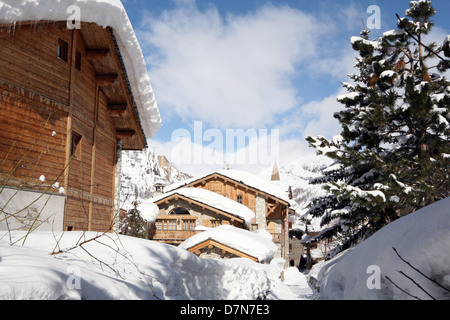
[71,131,82,160]
[237,195,243,204]
[155,184,164,193]
[57,39,68,61]
[170,207,190,215]
[75,50,82,71]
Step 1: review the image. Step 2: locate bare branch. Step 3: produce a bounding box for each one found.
[385,275,421,300]
[393,247,450,294]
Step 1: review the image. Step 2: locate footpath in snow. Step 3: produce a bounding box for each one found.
[282,267,315,300]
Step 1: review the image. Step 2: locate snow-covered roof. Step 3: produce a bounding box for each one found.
[152,188,255,227]
[179,225,278,263]
[165,169,291,203]
[0,0,161,138]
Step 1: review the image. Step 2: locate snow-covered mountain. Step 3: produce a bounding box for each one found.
[278,155,331,233]
[120,149,191,211]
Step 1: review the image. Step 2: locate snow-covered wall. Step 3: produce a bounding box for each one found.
[0,187,65,232]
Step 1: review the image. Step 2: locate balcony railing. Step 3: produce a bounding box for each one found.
[151,215,199,244]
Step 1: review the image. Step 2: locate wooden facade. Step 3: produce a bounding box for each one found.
[152,172,292,260]
[0,22,148,232]
[187,239,259,262]
[151,191,248,245]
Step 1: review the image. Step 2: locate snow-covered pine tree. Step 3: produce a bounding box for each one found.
[305,0,450,255]
[119,200,148,239]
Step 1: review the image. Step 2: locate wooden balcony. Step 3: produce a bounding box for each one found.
[150,215,200,244]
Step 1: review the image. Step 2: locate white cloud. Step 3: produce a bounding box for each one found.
[139,1,326,129]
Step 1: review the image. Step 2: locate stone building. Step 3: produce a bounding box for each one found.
[148,169,294,261]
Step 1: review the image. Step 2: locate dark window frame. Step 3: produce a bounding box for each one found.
[57,39,69,62]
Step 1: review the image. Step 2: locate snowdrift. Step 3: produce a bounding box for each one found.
[0,231,285,300]
[315,197,450,300]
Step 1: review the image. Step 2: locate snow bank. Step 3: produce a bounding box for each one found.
[152,188,256,226]
[0,231,283,300]
[283,267,307,286]
[316,197,450,300]
[0,0,161,138]
[179,225,278,264]
[138,200,160,222]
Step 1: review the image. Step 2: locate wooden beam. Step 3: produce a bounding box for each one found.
[107,104,127,117]
[116,129,136,139]
[188,240,258,262]
[86,48,110,60]
[96,74,118,86]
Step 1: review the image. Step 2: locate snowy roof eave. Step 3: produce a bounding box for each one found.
[0,0,161,139]
[165,170,291,204]
[152,188,256,227]
[179,225,278,263]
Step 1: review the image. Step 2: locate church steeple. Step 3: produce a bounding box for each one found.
[271,161,280,181]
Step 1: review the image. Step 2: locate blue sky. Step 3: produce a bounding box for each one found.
[121,0,450,175]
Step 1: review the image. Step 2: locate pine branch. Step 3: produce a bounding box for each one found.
[396,14,450,69]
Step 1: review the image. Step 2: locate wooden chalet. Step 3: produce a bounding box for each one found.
[150,187,255,245]
[0,3,160,232]
[150,170,293,260]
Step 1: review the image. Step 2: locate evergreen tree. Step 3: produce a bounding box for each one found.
[119,200,148,239]
[305,0,450,254]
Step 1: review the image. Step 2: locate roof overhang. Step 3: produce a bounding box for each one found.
[187,239,259,262]
[172,172,291,207]
[80,23,147,150]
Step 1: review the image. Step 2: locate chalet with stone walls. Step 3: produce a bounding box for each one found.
[0,1,161,233]
[150,187,255,245]
[150,169,294,261]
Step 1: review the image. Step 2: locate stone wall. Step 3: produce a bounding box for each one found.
[255,194,266,230]
[198,247,238,260]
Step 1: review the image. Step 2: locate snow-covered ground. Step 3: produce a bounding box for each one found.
[313,197,450,300]
[1,198,447,300]
[0,230,313,300]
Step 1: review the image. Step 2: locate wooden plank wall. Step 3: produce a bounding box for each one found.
[0,81,68,191]
[0,24,70,192]
[192,179,257,213]
[0,24,117,232]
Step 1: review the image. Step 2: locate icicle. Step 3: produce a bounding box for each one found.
[11,21,16,40]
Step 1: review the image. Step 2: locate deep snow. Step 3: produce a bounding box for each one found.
[0,230,311,300]
[313,197,450,300]
[1,198,448,300]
